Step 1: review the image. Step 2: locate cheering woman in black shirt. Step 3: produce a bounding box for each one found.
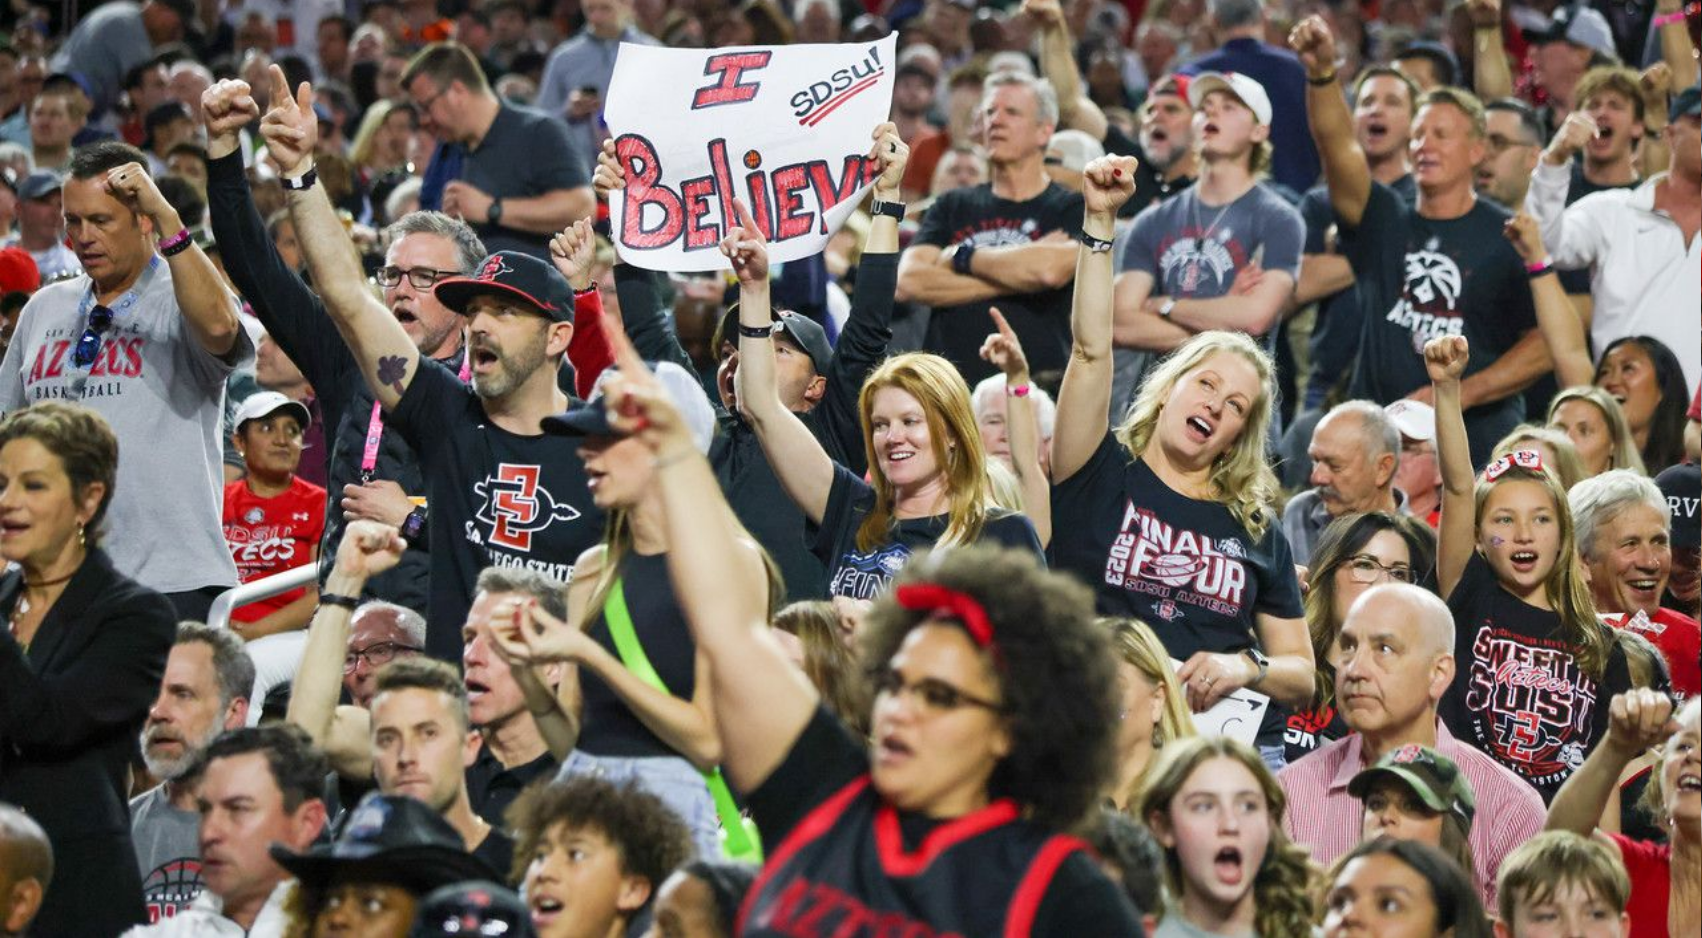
[1050,156,1312,768]
[589,335,1141,935]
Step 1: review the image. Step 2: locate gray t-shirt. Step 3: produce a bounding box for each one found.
[0,261,251,592]
[130,784,204,923]
[49,0,153,113]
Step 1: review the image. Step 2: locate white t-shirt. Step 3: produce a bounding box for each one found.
[0,260,252,592]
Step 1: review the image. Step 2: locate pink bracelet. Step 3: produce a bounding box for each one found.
[1525,258,1553,273]
[1654,9,1687,27]
[1006,383,1032,397]
[157,227,193,257]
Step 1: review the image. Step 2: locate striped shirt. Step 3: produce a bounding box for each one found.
[1276,721,1545,908]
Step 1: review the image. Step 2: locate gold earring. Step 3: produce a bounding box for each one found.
[77,523,85,547]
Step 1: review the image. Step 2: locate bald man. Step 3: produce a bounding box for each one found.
[1276,584,1544,908]
[0,803,52,938]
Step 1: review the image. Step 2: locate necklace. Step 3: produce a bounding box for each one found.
[9,565,77,646]
[1181,191,1235,293]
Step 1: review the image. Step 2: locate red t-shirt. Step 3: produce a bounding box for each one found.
[222,476,327,623]
[1609,607,1701,699]
[1610,832,1671,938]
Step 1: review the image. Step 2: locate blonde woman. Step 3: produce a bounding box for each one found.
[1102,617,1197,810]
[1052,156,1312,769]
[1548,386,1646,478]
[728,200,1042,600]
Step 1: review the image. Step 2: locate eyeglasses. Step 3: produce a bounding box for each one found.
[1484,133,1538,155]
[1344,555,1417,585]
[872,667,1004,714]
[71,304,114,369]
[344,641,422,673]
[374,265,456,290]
[413,83,450,111]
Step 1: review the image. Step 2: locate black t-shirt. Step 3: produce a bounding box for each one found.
[1340,185,1537,466]
[743,706,1142,936]
[1439,555,1635,802]
[1297,175,1417,407]
[465,103,591,258]
[812,464,1044,599]
[1050,435,1304,745]
[467,744,560,828]
[472,827,516,884]
[913,182,1084,385]
[1283,702,1352,766]
[580,551,698,759]
[388,359,604,661]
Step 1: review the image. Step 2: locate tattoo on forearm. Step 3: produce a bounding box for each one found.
[376,355,409,396]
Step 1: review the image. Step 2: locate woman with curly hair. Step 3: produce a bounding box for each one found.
[589,336,1141,934]
[1102,617,1197,811]
[1052,157,1312,769]
[1287,512,1436,764]
[1136,735,1317,937]
[728,198,1041,600]
[1548,386,1645,479]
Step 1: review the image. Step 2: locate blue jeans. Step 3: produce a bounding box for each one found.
[555,750,722,859]
[1259,743,1288,773]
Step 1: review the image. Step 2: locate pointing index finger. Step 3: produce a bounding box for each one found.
[268,64,292,109]
[988,306,1015,340]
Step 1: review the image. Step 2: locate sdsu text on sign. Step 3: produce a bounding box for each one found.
[604,37,896,272]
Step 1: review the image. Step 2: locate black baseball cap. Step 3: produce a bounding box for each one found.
[433,251,574,323]
[1348,744,1476,829]
[1657,462,1700,550]
[412,881,534,937]
[270,793,495,894]
[542,360,718,453]
[713,304,832,375]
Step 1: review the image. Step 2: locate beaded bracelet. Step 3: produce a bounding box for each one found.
[158,228,193,257]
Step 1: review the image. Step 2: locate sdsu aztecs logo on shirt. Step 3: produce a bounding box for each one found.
[1462,622,1599,789]
[471,463,581,552]
[1386,239,1466,354]
[1103,504,1248,617]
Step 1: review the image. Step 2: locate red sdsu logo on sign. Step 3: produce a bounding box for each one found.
[473,464,581,551]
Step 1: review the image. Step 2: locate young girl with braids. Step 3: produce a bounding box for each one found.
[1426,335,1643,802]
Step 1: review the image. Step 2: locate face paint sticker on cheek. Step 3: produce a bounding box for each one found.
[1489,536,1505,547]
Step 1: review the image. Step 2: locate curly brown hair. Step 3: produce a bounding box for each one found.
[858,545,1120,833]
[505,776,695,892]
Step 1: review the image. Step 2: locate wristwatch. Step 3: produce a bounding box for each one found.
[1157,297,1178,319]
[400,506,427,541]
[1242,647,1270,687]
[486,199,504,225]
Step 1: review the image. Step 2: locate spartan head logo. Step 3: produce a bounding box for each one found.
[477,255,514,282]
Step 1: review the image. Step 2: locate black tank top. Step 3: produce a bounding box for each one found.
[738,775,1089,938]
[579,550,698,758]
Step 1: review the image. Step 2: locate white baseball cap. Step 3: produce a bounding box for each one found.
[1384,399,1435,443]
[234,390,311,430]
[1188,71,1273,125]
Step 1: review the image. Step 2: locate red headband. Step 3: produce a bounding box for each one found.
[894,583,995,650]
[1483,449,1545,482]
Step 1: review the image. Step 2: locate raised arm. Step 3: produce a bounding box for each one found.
[1636,64,1673,178]
[1547,689,1675,852]
[260,66,418,411]
[728,200,836,523]
[1655,0,1700,89]
[980,307,1050,546]
[283,520,402,780]
[1505,212,1593,387]
[108,162,242,357]
[1468,0,1515,100]
[1026,0,1109,139]
[1054,155,1137,481]
[1290,17,1372,228]
[603,333,818,793]
[1426,335,1475,598]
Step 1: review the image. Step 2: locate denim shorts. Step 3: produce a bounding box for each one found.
[555,750,723,859]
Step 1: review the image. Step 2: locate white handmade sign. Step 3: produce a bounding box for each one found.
[1171,658,1270,749]
[603,36,897,272]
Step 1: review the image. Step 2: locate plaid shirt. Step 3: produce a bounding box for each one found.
[1276,721,1545,908]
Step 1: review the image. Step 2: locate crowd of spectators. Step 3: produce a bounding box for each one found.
[0,0,1696,935]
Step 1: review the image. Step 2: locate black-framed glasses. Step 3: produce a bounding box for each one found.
[1484,133,1538,156]
[344,641,422,673]
[871,667,1004,714]
[374,265,456,290]
[71,304,114,368]
[1344,554,1417,585]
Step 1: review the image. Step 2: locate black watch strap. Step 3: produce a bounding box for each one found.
[319,593,361,610]
[400,506,428,541]
[870,198,905,220]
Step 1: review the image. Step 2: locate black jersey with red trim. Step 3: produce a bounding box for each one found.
[740,707,1140,937]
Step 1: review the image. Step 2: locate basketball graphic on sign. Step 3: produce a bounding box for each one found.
[1144,553,1203,587]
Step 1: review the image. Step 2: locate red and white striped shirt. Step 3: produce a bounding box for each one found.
[1276,721,1545,909]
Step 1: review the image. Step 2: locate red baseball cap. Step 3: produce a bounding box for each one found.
[0,247,40,296]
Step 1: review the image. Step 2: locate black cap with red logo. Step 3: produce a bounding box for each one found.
[433,251,575,323]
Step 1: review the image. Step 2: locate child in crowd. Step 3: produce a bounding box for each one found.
[221,390,324,639]
[1493,831,1630,938]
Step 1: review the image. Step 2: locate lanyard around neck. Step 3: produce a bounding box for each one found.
[359,346,472,481]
